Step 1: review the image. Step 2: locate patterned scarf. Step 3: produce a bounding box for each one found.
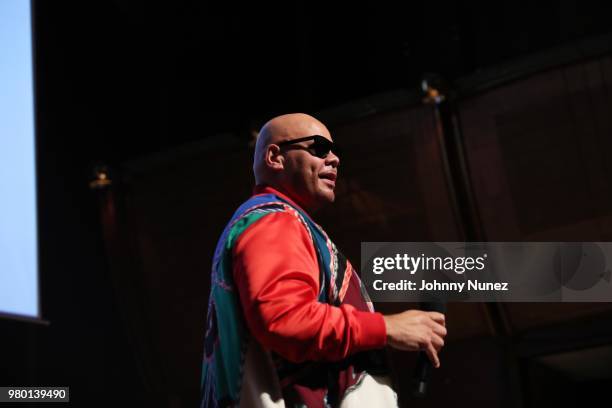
[200,192,386,408]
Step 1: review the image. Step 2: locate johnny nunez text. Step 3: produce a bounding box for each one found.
[372,279,509,292]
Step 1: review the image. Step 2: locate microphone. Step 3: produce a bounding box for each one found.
[413,301,446,398]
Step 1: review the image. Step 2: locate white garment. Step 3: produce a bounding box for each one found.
[238,339,398,408]
[239,339,285,408]
[339,373,398,408]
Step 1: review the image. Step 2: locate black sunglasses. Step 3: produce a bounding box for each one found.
[277,135,341,159]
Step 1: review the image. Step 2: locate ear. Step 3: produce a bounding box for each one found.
[264,144,284,171]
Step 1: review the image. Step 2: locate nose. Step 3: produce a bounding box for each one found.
[326,150,340,168]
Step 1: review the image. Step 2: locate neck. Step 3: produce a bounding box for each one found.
[256,183,319,214]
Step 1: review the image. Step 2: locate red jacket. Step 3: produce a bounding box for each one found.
[232,185,387,363]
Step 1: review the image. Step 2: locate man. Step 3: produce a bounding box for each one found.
[200,113,446,408]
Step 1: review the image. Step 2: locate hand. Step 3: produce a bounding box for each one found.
[383,310,447,368]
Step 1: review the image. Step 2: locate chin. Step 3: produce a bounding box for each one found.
[319,190,335,204]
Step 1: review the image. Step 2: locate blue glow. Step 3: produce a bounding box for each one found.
[0,0,39,318]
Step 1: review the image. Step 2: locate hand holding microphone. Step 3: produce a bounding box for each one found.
[382,308,447,367]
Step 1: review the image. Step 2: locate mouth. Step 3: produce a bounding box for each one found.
[319,172,337,187]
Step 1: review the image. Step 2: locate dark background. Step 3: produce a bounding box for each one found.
[30,0,612,159]
[2,1,612,407]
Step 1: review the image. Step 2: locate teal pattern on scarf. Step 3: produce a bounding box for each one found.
[200,193,373,408]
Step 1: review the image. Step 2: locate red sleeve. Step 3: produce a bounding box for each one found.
[232,211,387,363]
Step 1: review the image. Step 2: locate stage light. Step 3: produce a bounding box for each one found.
[421,74,447,105]
[89,165,112,190]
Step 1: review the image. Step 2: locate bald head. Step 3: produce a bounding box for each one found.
[252,113,339,212]
[253,113,332,184]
